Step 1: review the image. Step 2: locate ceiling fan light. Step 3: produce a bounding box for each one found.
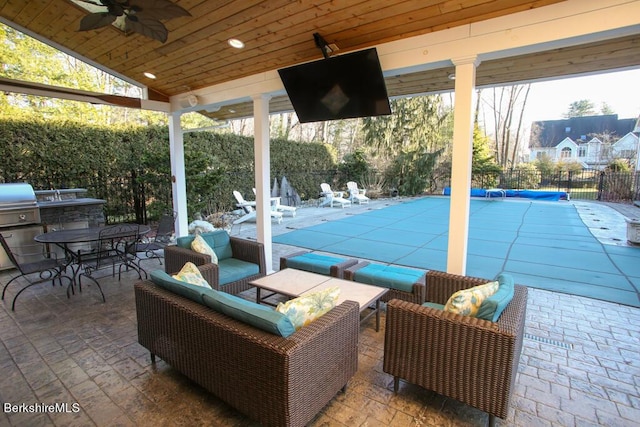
[228,38,244,49]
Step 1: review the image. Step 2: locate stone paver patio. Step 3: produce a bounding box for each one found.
[1,197,638,426]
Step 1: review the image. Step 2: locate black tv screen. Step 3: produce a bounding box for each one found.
[278,48,391,123]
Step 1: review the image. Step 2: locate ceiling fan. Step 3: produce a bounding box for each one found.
[75,0,191,43]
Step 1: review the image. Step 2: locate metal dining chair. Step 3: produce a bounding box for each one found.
[75,223,147,302]
[130,212,175,265]
[0,233,71,311]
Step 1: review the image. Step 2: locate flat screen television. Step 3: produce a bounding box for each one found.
[278,48,391,123]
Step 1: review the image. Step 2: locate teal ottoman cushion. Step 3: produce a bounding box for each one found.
[286,253,347,276]
[202,290,295,337]
[354,264,424,293]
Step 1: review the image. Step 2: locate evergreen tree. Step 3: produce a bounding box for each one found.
[564,99,596,118]
[362,96,452,195]
[472,125,502,187]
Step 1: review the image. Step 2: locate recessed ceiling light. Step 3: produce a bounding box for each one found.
[228,38,244,49]
[144,72,157,79]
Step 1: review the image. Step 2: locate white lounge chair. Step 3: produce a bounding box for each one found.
[346,181,369,204]
[233,191,283,224]
[319,183,351,208]
[253,188,296,217]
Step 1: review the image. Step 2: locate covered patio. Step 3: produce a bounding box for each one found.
[2,1,640,426]
[1,199,639,426]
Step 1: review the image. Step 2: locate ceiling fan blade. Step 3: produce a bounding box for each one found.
[130,0,191,20]
[124,16,169,43]
[78,13,117,31]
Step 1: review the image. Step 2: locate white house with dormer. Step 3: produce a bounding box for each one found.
[529,114,640,170]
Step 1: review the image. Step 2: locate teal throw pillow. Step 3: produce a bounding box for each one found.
[476,273,515,322]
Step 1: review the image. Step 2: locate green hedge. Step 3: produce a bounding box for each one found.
[0,119,337,222]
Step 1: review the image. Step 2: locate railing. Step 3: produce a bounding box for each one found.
[470,170,640,202]
[31,169,639,225]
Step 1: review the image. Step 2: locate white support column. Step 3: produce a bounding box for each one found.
[169,112,189,237]
[446,55,480,275]
[252,94,274,272]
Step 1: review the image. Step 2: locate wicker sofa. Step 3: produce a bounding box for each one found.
[163,230,266,295]
[134,264,360,427]
[383,270,528,426]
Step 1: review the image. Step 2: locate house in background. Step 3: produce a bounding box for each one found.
[529,114,639,170]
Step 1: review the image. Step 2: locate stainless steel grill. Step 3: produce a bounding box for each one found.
[0,183,41,226]
[0,183,43,270]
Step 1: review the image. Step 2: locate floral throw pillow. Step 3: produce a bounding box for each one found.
[172,262,212,289]
[276,286,340,330]
[444,281,499,317]
[191,234,218,264]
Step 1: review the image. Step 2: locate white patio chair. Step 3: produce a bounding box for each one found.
[347,181,369,204]
[253,188,296,217]
[233,191,283,224]
[319,183,351,208]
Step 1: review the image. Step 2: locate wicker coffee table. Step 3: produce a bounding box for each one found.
[250,268,388,331]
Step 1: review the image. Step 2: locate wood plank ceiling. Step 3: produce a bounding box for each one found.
[1,0,639,121]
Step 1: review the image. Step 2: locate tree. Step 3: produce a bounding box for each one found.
[362,96,452,195]
[606,158,631,172]
[600,102,615,115]
[363,96,450,157]
[483,84,531,168]
[533,153,555,176]
[0,22,167,126]
[564,99,596,118]
[338,150,369,183]
[471,125,502,188]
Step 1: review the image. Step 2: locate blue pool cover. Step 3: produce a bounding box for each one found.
[442,187,569,201]
[274,197,639,307]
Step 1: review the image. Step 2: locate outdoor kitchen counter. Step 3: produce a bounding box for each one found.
[37,198,106,208]
[36,193,107,229]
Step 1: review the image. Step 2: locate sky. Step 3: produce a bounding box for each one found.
[472,68,640,151]
[522,68,640,123]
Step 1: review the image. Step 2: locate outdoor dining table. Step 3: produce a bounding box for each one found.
[34,224,150,299]
[34,224,150,259]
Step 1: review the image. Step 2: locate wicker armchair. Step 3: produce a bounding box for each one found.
[163,234,266,295]
[383,270,528,426]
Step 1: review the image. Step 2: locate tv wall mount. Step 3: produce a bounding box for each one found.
[313,33,339,59]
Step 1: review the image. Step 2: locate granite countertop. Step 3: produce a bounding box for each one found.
[37,198,106,208]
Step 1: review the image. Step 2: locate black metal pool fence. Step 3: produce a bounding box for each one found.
[467,169,640,202]
[27,169,639,225]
